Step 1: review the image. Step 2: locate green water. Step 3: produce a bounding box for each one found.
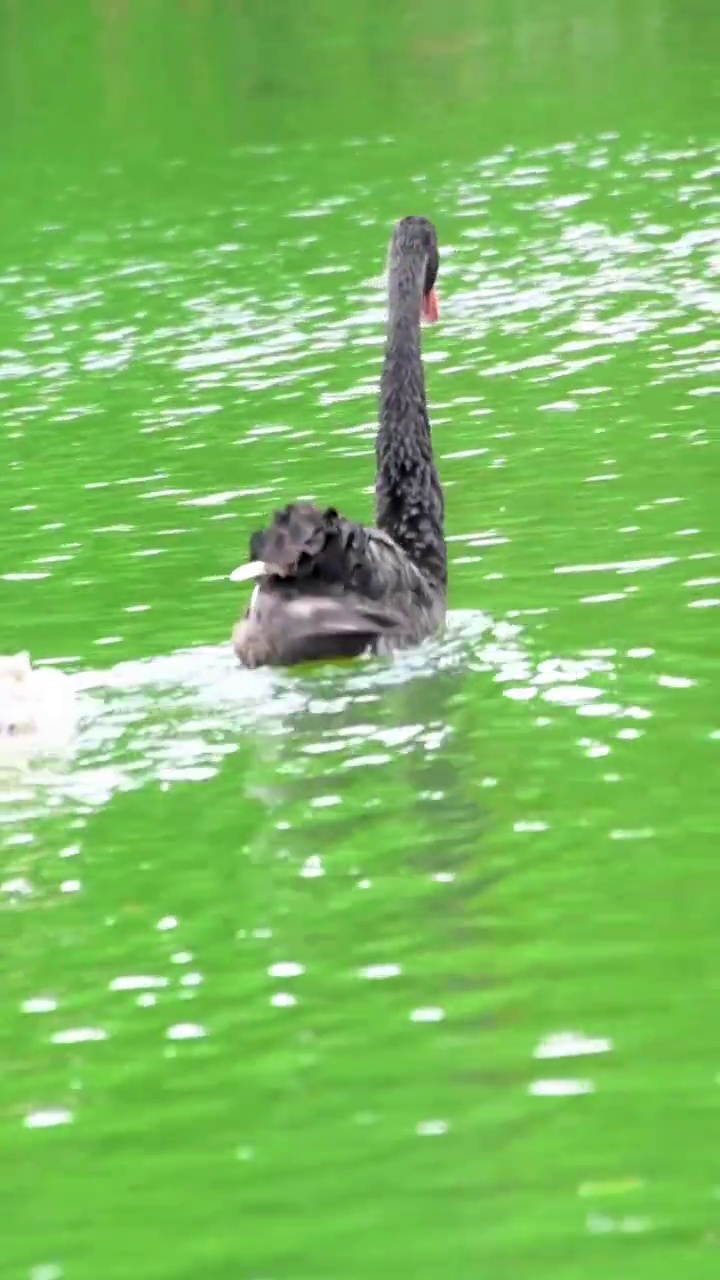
[1,2,719,1277]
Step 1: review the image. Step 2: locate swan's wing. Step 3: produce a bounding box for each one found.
[364,527,438,607]
[233,589,404,669]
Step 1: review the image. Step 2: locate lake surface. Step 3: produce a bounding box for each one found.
[1,2,719,1277]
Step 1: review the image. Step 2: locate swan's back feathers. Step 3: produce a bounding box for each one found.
[233,591,403,669]
[249,503,436,605]
[250,503,359,586]
[233,503,441,668]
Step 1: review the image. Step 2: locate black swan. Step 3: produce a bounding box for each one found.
[230,215,446,668]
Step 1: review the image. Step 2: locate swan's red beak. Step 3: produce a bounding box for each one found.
[422,288,439,323]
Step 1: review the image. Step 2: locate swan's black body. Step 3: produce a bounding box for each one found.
[232,216,446,669]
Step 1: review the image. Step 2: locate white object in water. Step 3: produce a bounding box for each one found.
[0,652,78,750]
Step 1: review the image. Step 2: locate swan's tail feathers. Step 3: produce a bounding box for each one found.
[246,503,356,586]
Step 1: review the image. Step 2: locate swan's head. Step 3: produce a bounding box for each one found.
[390,215,439,323]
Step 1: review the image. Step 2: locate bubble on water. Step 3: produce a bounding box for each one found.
[410,1007,446,1023]
[529,1079,594,1096]
[534,1032,612,1059]
[51,1028,107,1045]
[268,962,304,978]
[359,964,401,980]
[24,1108,74,1129]
[22,997,58,1014]
[166,1023,206,1040]
[416,1119,449,1136]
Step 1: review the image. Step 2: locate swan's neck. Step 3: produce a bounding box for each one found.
[375,264,446,589]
